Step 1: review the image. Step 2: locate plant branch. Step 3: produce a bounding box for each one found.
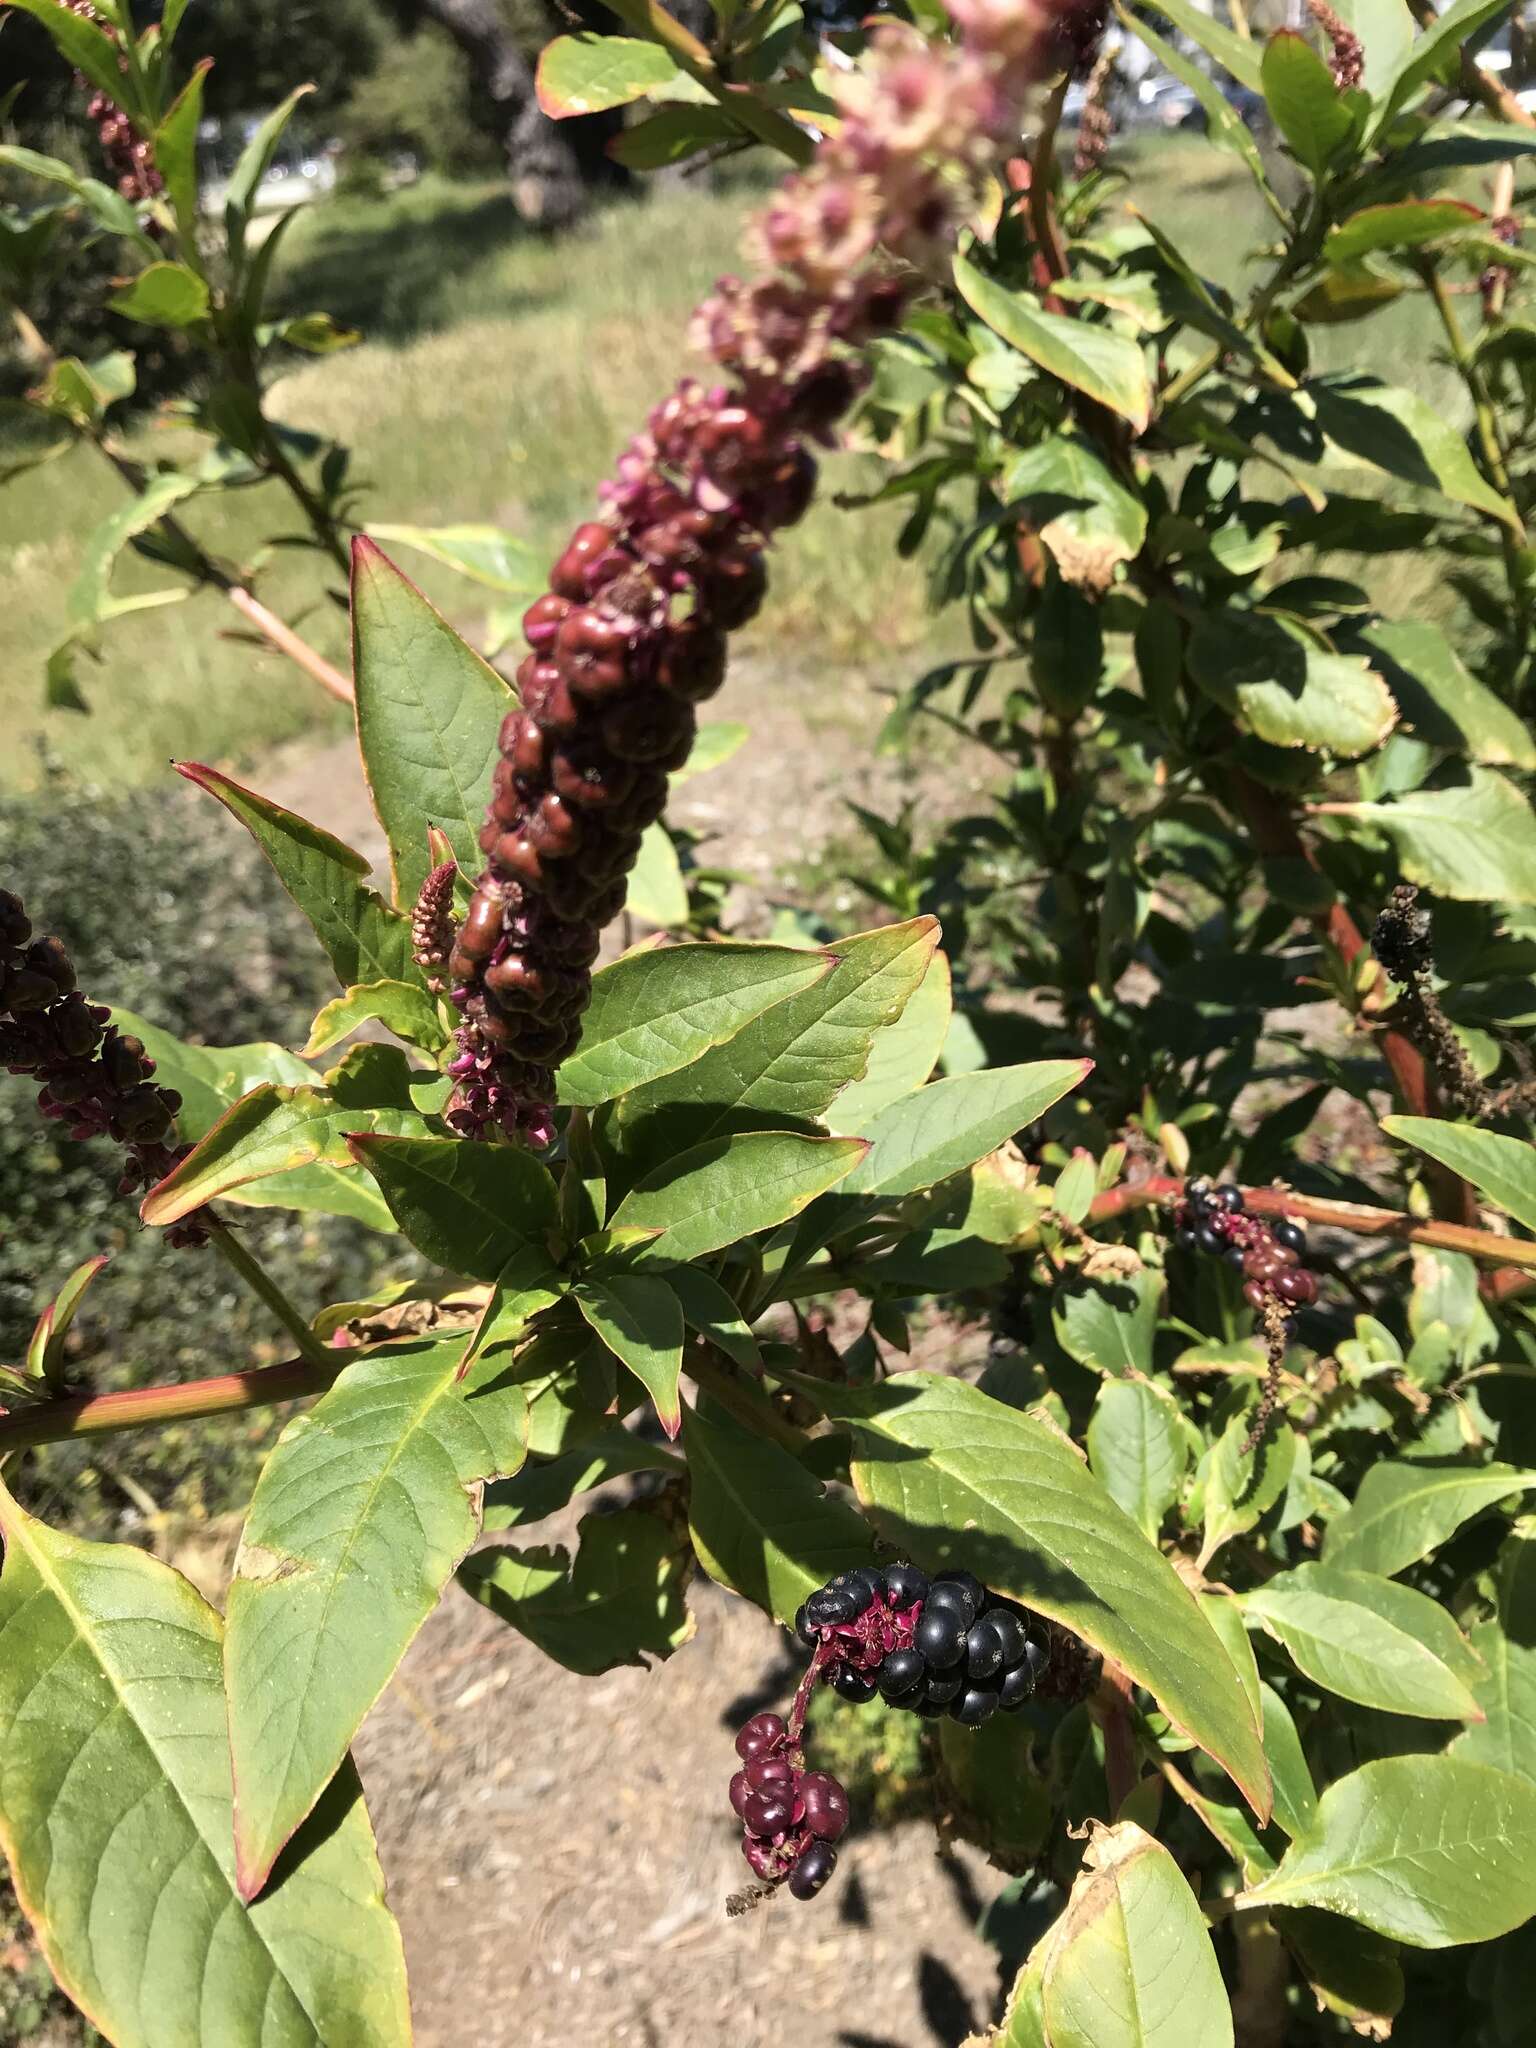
[0,1352,343,1457]
[686,1344,814,1455]
[208,1222,332,1367]
[1088,1173,1536,1270]
[1091,1658,1139,1811]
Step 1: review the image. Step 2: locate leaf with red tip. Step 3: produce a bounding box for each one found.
[537,32,684,118]
[576,1269,685,1436]
[25,1253,108,1387]
[350,536,512,905]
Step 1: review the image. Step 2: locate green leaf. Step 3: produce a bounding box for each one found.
[140,1083,420,1226]
[346,1133,558,1282]
[537,31,682,115]
[626,820,689,928]
[1294,264,1405,322]
[576,1269,685,1435]
[0,144,155,253]
[267,312,361,355]
[836,1060,1091,1199]
[179,763,417,985]
[1272,1906,1405,2028]
[107,259,210,328]
[304,979,449,1056]
[1243,1755,1536,1944]
[1381,1115,1536,1230]
[1360,620,1536,768]
[1054,1269,1162,1379]
[1329,770,1536,903]
[0,1479,410,2044]
[670,719,747,785]
[225,1336,526,1899]
[1002,436,1147,591]
[457,1507,693,1672]
[364,523,544,596]
[106,1008,395,1230]
[1148,0,1263,86]
[0,0,135,108]
[1027,1822,1234,2048]
[1261,30,1356,176]
[664,1261,760,1367]
[612,1130,867,1263]
[1087,1379,1187,1540]
[482,1428,683,1532]
[69,470,201,631]
[1325,1458,1536,1577]
[1199,1417,1299,1569]
[1187,610,1396,756]
[684,1401,876,1626]
[955,255,1152,430]
[1052,1150,1097,1226]
[558,941,834,1108]
[225,86,313,272]
[350,537,513,904]
[1116,1,1274,193]
[826,947,952,1131]
[1453,1524,1536,1781]
[1326,198,1483,266]
[1260,1681,1319,1840]
[799,1372,1271,1819]
[611,917,939,1165]
[1243,1562,1484,1719]
[25,1253,109,1387]
[1374,0,1517,130]
[154,58,209,239]
[607,102,739,169]
[1310,375,1517,527]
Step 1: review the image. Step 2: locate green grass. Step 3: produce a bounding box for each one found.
[0,144,1485,795]
[0,175,935,794]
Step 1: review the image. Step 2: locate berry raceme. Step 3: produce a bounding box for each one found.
[64,1,164,207]
[447,0,1083,1142]
[1173,1180,1317,1316]
[0,890,206,1247]
[796,1562,1051,1729]
[728,1712,850,1902]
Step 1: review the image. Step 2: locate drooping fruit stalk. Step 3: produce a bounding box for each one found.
[449,0,1087,1141]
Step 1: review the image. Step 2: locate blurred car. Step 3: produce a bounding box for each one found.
[1134,75,1204,127]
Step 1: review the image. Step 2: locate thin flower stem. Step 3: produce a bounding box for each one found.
[223,585,353,703]
[0,1353,342,1457]
[208,1222,332,1367]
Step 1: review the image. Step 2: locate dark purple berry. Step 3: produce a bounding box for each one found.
[1217,1185,1245,1212]
[1273,1219,1305,1254]
[788,1841,837,1900]
[743,1788,796,1838]
[799,1772,849,1842]
[728,1769,752,1817]
[735,1711,787,1762]
[806,1585,856,1628]
[745,1756,793,1788]
[794,1603,817,1650]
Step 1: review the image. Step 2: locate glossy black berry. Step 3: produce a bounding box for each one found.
[965,1618,1005,1682]
[1224,1243,1248,1271]
[1196,1223,1226,1256]
[914,1605,966,1669]
[806,1586,857,1627]
[1273,1219,1305,1254]
[834,1574,875,1618]
[934,1568,985,1608]
[832,1665,877,1704]
[924,1669,964,1705]
[788,1841,837,1900]
[987,1608,1028,1667]
[1217,1185,1245,1212]
[998,1661,1037,1710]
[950,1684,1000,1727]
[794,1603,818,1650]
[882,1561,929,1608]
[842,1565,887,1605]
[878,1648,926,1699]
[1018,1632,1052,1684]
[1176,1226,1197,1251]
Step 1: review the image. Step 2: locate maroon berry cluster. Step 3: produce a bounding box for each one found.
[1173,1181,1317,1314]
[798,1562,1050,1727]
[64,1,163,207]
[445,363,866,1143]
[729,1711,849,1902]
[0,890,206,1247]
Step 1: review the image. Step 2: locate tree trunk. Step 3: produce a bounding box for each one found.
[418,0,619,225]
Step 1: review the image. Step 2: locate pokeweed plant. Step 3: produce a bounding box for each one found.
[7,5,1536,2048]
[0,0,549,713]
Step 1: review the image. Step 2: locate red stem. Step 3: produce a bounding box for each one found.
[0,1352,344,1457]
